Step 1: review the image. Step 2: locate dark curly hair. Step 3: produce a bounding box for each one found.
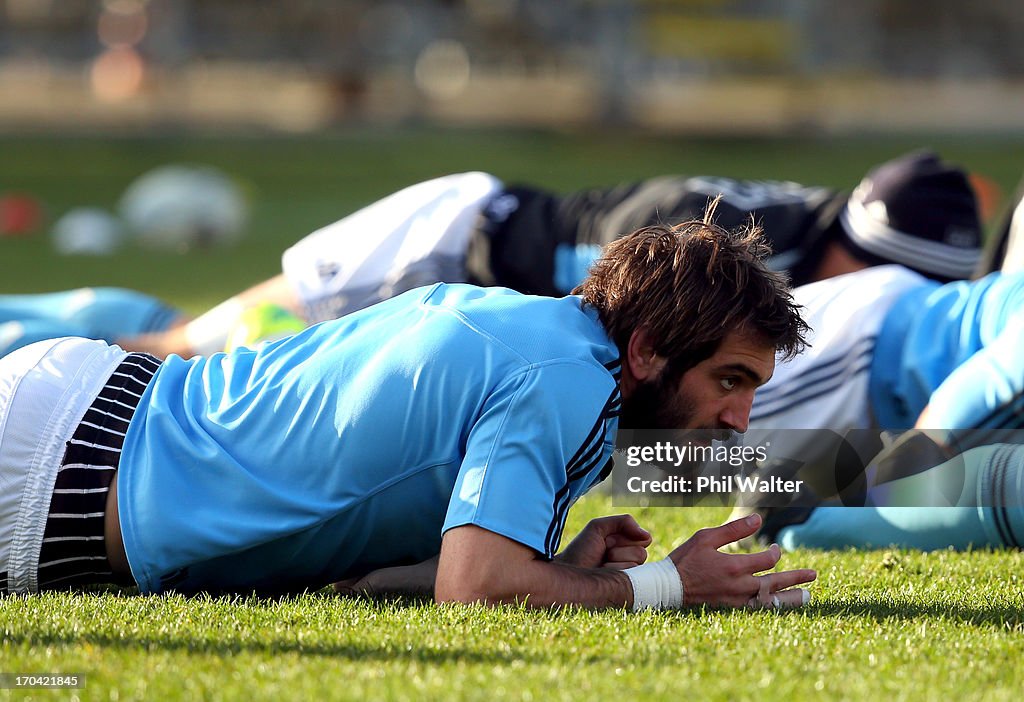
[573,198,808,379]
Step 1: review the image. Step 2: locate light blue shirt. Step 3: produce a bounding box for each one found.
[870,272,1024,430]
[117,284,621,593]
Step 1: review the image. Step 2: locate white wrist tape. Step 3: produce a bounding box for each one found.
[624,557,683,611]
[183,298,245,355]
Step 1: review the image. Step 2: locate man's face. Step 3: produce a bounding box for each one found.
[620,330,775,439]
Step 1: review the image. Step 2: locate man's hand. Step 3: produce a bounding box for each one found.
[555,515,652,570]
[434,516,815,610]
[333,555,440,600]
[669,513,816,608]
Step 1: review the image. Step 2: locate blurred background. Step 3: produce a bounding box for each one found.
[2,0,1023,311]
[4,0,1024,133]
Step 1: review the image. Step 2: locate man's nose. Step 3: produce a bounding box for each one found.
[719,396,753,434]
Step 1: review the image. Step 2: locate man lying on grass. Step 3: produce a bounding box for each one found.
[0,210,814,611]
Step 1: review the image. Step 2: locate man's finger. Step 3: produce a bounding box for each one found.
[745,587,811,610]
[602,515,652,543]
[726,544,781,575]
[774,588,811,608]
[703,513,762,549]
[764,568,818,591]
[590,514,649,539]
[603,561,645,570]
[605,545,647,566]
[606,533,653,550]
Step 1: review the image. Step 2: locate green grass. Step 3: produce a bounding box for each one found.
[3,497,1024,701]
[2,128,1024,700]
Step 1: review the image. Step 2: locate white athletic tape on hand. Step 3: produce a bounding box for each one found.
[624,557,683,611]
[749,588,812,610]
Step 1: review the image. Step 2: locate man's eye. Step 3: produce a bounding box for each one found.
[720,377,737,391]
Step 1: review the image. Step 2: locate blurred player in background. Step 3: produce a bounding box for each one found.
[0,288,186,358]
[0,150,982,359]
[127,149,979,358]
[760,440,1024,552]
[744,264,1024,475]
[740,266,1024,552]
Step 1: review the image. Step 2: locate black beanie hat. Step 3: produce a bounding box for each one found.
[837,150,983,282]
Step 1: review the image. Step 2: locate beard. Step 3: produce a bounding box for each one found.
[619,373,733,443]
[619,372,696,431]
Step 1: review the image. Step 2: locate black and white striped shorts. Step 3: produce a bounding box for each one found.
[33,352,161,591]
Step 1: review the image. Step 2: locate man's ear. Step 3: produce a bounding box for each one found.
[625,326,667,383]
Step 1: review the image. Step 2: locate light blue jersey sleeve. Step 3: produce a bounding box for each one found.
[444,359,619,558]
[0,287,182,346]
[872,272,1024,430]
[921,312,1024,431]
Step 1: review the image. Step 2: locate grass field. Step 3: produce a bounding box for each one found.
[2,498,1024,701]
[2,128,1024,701]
